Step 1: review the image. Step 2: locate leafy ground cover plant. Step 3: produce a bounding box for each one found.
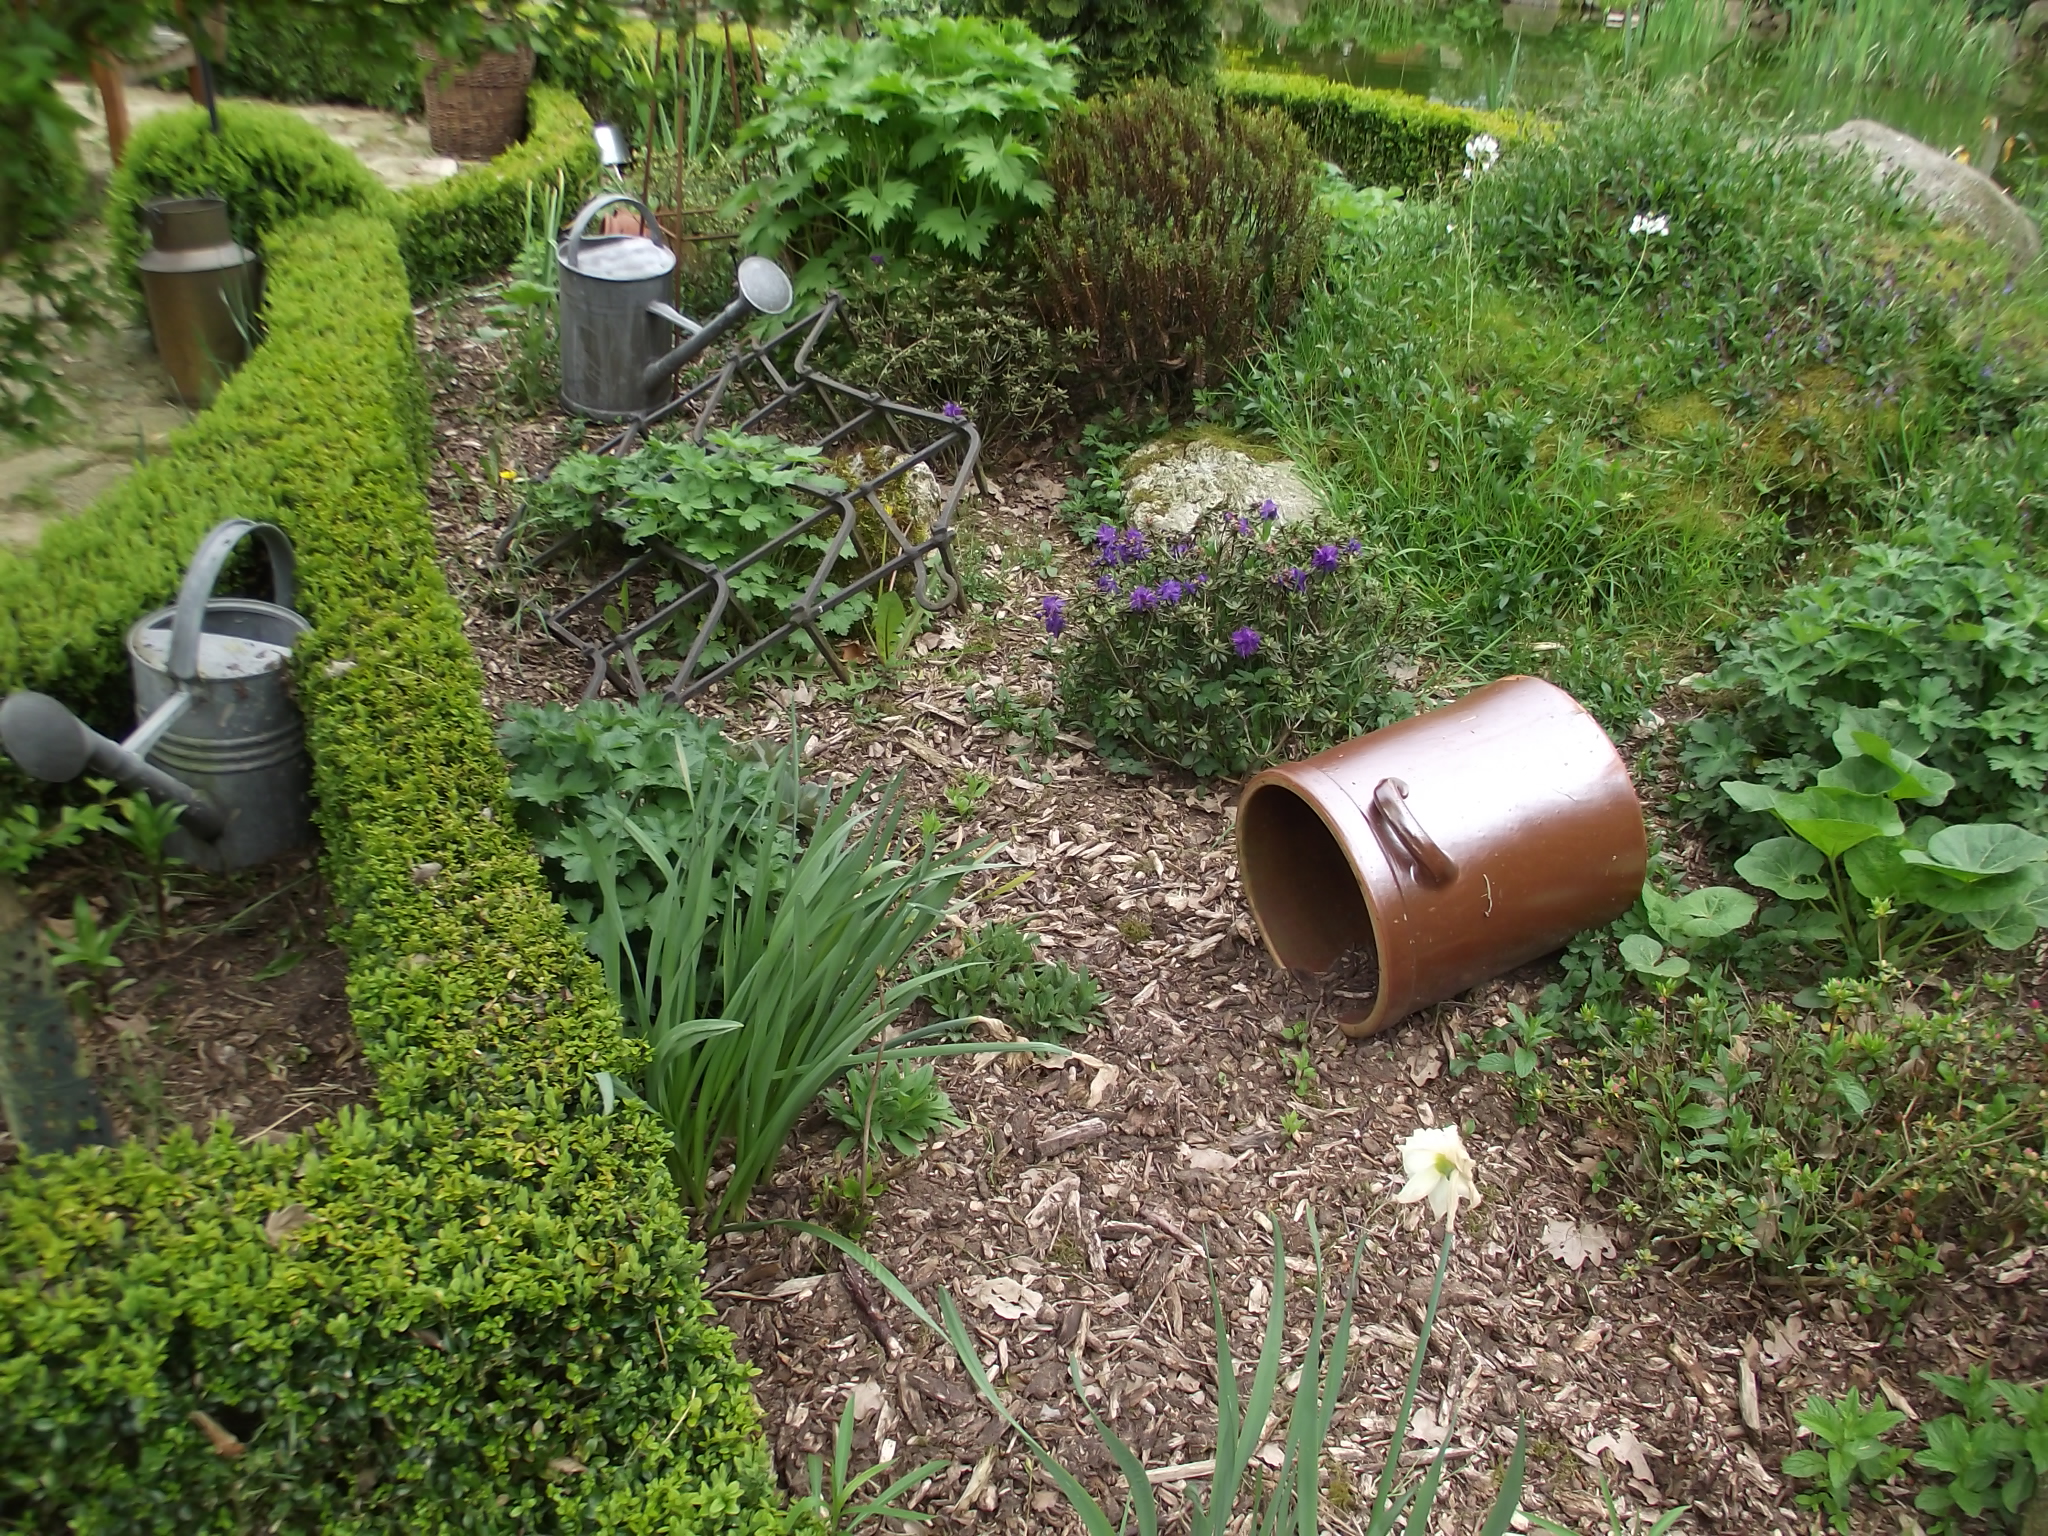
[514,427,869,658]
[1912,1367,2046,1532]
[923,920,1105,1038]
[498,696,804,937]
[1034,81,1326,408]
[824,1059,965,1157]
[1457,919,2048,1309]
[1725,715,2048,968]
[1783,1388,1909,1532]
[733,14,1077,281]
[1685,511,2048,839]
[1043,507,1399,777]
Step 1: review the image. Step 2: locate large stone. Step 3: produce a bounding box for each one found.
[1120,432,1321,537]
[1817,119,2041,266]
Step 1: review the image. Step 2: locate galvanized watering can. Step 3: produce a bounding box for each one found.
[556,188,795,420]
[0,519,312,872]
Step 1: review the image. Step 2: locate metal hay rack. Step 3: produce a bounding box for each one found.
[500,287,982,705]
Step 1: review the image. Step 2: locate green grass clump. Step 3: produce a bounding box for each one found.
[1244,88,2047,719]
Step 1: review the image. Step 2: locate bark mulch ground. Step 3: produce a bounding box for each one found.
[417,296,2047,1536]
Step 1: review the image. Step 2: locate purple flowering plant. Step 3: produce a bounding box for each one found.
[1039,503,1398,777]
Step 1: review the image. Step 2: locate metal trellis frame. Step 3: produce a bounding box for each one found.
[498,292,982,704]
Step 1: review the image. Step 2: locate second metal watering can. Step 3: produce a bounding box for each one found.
[556,189,795,420]
[0,520,312,872]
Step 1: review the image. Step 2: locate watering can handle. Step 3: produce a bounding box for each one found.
[1370,777,1459,888]
[563,192,668,268]
[167,519,298,684]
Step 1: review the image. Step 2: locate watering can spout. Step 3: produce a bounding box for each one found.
[0,691,226,840]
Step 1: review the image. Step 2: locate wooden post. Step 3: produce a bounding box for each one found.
[88,50,131,168]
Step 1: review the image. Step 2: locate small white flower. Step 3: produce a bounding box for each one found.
[1395,1124,1481,1223]
[1463,132,1500,172]
[1629,211,1671,238]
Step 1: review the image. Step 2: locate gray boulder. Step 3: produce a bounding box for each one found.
[1818,119,2040,266]
[1121,432,1321,536]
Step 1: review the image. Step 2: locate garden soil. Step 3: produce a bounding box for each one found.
[3,849,370,1163]
[418,300,2048,1536]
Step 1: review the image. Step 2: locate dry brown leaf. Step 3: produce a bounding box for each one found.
[1587,1427,1659,1485]
[1541,1219,1616,1272]
[263,1203,311,1246]
[1183,1145,1241,1174]
[548,1456,587,1475]
[967,1275,1042,1320]
[1762,1314,1806,1367]
[189,1410,245,1458]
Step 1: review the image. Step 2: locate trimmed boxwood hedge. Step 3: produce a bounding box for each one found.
[0,212,799,1533]
[1220,68,1523,191]
[104,86,597,302]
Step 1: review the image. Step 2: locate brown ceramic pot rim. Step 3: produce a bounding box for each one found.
[1236,758,1411,1036]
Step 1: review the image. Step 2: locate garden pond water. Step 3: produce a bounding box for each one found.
[1236,0,2048,205]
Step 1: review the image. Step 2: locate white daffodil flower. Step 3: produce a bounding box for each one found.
[1395,1124,1481,1223]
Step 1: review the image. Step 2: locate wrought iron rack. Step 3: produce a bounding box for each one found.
[498,292,982,704]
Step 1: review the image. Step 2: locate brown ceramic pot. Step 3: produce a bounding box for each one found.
[1236,676,1646,1037]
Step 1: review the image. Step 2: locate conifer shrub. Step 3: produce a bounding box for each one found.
[1031,81,1325,409]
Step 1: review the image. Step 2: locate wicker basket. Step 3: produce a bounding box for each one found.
[421,44,533,161]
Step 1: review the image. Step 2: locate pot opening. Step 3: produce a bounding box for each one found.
[1239,782,1378,1003]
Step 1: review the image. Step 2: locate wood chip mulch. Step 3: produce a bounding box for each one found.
[417,296,2047,1536]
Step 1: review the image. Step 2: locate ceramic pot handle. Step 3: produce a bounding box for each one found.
[1370,777,1458,887]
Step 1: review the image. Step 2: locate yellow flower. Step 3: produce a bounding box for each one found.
[499,468,517,481]
[1395,1124,1480,1224]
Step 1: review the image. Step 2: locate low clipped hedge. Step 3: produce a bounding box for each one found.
[1220,68,1523,190]
[0,212,796,1533]
[103,86,595,302]
[395,84,598,295]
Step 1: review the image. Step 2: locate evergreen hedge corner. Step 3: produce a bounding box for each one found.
[1219,68,1525,190]
[395,84,599,296]
[0,211,801,1536]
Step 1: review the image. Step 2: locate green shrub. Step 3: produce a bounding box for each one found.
[395,84,598,295]
[498,695,805,936]
[1466,937,2048,1309]
[102,100,393,303]
[827,257,1083,441]
[1044,506,1398,778]
[217,5,422,112]
[733,15,1077,279]
[0,213,794,1533]
[1220,68,1521,191]
[924,921,1104,1039]
[1481,90,1931,379]
[1683,512,2048,838]
[972,0,1217,95]
[1032,81,1325,407]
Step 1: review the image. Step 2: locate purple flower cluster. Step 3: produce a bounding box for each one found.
[941,401,966,421]
[1094,524,1149,567]
[1276,567,1310,593]
[1039,594,1067,636]
[1231,627,1261,658]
